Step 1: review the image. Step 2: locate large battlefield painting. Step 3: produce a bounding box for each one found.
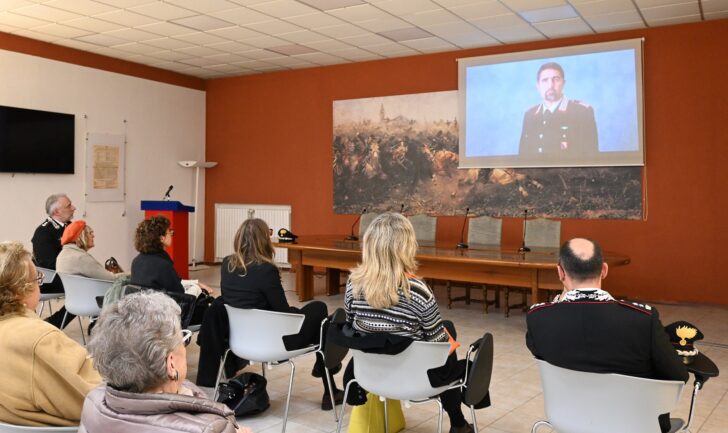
[332,91,642,219]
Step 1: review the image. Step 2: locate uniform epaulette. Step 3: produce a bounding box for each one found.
[617,300,653,315]
[527,301,552,314]
[574,100,592,108]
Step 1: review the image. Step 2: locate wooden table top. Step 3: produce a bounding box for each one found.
[276,235,631,270]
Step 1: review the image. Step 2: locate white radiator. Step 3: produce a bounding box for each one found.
[214,203,291,267]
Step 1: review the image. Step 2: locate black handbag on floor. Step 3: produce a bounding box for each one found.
[216,372,270,416]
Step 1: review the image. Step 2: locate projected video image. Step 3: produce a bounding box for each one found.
[459,39,644,168]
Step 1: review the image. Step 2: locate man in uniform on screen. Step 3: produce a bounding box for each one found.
[519,62,598,156]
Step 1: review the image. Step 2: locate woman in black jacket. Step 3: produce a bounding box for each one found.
[131,215,211,294]
[221,218,342,410]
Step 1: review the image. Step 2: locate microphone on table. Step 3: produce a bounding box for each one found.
[518,209,531,253]
[346,208,367,241]
[163,185,174,201]
[456,207,470,249]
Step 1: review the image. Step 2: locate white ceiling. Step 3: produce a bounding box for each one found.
[0,0,725,79]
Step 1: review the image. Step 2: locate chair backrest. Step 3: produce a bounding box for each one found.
[0,422,77,432]
[359,212,379,238]
[525,218,561,248]
[57,273,113,317]
[408,214,437,243]
[536,360,684,433]
[463,333,494,406]
[37,267,57,284]
[352,341,452,401]
[224,306,306,362]
[467,216,502,246]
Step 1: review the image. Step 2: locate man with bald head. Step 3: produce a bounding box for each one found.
[526,238,687,433]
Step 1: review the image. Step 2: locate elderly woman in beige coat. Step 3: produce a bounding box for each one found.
[56,220,125,280]
[80,291,252,433]
[0,241,101,426]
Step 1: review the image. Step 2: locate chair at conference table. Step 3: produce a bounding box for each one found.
[57,273,113,345]
[0,422,77,432]
[504,218,561,317]
[407,214,437,243]
[532,360,686,433]
[358,212,379,238]
[447,216,503,313]
[36,267,63,318]
[214,307,340,433]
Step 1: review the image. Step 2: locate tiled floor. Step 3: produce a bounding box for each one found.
[55,266,728,433]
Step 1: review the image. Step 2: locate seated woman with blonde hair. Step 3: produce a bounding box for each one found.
[0,241,100,426]
[56,220,125,280]
[80,290,251,433]
[346,212,474,433]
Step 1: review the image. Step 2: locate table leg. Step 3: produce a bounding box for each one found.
[299,265,314,302]
[327,269,341,296]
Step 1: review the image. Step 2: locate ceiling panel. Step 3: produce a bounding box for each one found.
[0,0,716,78]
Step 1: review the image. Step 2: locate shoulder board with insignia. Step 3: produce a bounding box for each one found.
[41,220,50,227]
[573,100,592,109]
[617,300,653,315]
[527,302,553,314]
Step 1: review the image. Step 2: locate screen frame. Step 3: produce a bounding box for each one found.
[457,38,645,169]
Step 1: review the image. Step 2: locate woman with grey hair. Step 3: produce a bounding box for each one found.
[79,291,251,433]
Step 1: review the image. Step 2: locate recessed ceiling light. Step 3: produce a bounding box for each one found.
[298,0,365,12]
[378,27,433,42]
[519,5,578,23]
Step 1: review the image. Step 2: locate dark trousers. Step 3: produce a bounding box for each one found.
[40,277,75,330]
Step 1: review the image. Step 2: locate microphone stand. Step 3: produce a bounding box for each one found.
[456,207,470,249]
[346,208,366,241]
[400,204,405,214]
[518,209,531,253]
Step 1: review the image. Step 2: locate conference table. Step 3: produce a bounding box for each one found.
[277,235,630,303]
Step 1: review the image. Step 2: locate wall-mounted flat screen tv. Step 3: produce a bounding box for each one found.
[458,39,644,168]
[0,105,75,174]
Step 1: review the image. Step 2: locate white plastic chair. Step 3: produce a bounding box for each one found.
[57,273,113,345]
[336,341,463,433]
[36,267,63,318]
[0,422,77,432]
[532,360,686,433]
[215,307,321,433]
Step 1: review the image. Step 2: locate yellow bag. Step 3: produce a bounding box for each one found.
[347,392,406,433]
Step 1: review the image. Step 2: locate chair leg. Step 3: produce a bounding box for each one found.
[37,301,45,317]
[435,398,444,433]
[213,349,230,401]
[323,362,339,422]
[262,362,267,378]
[280,360,296,433]
[482,287,488,314]
[531,420,551,433]
[48,301,54,316]
[470,405,478,433]
[446,281,452,309]
[521,290,528,312]
[336,379,356,433]
[60,311,69,329]
[78,316,86,345]
[465,286,471,305]
[504,290,510,318]
[383,397,389,433]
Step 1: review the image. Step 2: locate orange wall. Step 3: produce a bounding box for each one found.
[205,19,728,305]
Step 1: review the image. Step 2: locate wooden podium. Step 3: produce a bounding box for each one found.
[140,200,194,279]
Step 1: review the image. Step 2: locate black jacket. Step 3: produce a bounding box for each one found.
[31,217,68,294]
[526,299,688,382]
[220,259,291,312]
[130,251,184,294]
